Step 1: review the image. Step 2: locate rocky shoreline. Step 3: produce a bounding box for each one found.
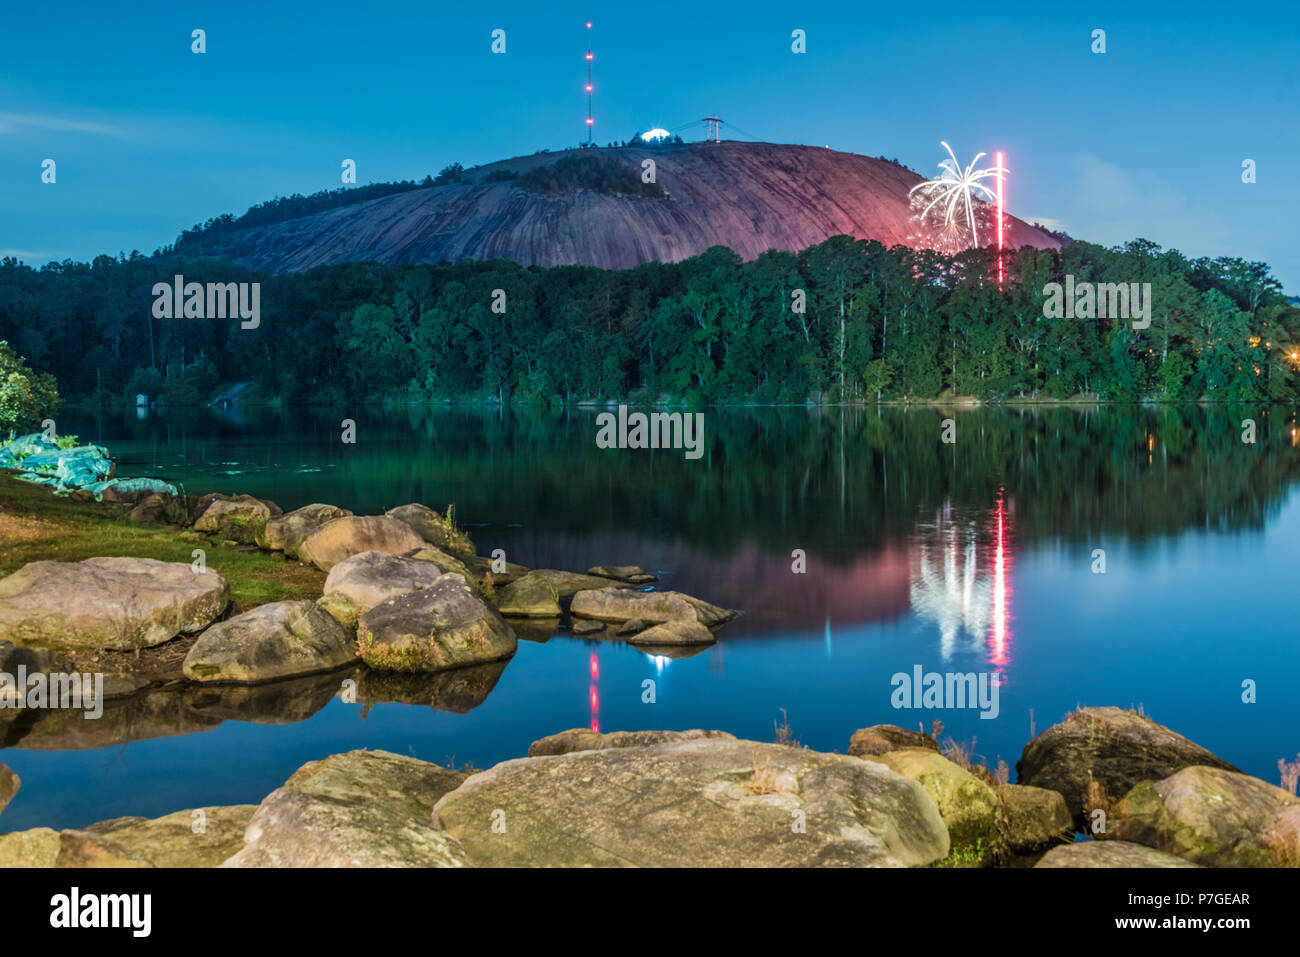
[1,708,1295,867]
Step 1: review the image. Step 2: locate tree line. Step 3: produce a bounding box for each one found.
[0,235,1295,412]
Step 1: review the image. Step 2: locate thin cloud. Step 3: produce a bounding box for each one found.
[0,112,124,137]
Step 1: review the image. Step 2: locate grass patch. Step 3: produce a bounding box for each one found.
[0,473,324,612]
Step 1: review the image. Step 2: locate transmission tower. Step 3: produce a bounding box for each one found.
[702,116,723,142]
[584,22,594,144]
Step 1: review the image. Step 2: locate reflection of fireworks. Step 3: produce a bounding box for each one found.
[909,142,1006,248]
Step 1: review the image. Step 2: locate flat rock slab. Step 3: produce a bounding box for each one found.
[1034,840,1201,868]
[570,586,734,627]
[183,599,358,684]
[260,503,352,557]
[1110,765,1300,867]
[357,574,516,672]
[299,516,428,572]
[222,750,469,867]
[324,550,445,614]
[0,557,229,651]
[529,728,736,757]
[433,737,950,867]
[1016,707,1238,824]
[587,565,657,584]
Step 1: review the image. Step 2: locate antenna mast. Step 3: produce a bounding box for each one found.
[584,22,594,145]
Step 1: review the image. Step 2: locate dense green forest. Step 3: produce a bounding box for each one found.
[0,235,1295,412]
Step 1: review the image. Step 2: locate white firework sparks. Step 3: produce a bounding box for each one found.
[909,142,1006,248]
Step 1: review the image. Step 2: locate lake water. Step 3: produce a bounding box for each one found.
[3,403,1299,831]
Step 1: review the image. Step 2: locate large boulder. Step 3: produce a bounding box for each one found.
[432,736,950,867]
[356,575,516,672]
[193,494,282,543]
[570,586,734,627]
[222,750,469,867]
[259,503,352,557]
[323,551,445,614]
[1035,840,1201,868]
[860,748,1001,859]
[1108,765,1300,867]
[56,806,257,867]
[0,762,18,815]
[0,557,228,651]
[385,504,476,557]
[999,784,1074,854]
[182,600,357,684]
[298,516,428,572]
[849,724,940,758]
[1016,707,1238,823]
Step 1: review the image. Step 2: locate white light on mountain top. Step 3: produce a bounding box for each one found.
[642,128,670,141]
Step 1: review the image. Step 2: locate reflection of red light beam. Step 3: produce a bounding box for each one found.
[989,492,1011,668]
[589,651,600,732]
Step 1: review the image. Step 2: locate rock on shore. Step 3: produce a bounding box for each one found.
[1108,765,1300,867]
[298,516,429,572]
[1034,840,1201,868]
[1016,706,1238,824]
[222,750,469,867]
[0,557,228,650]
[432,734,950,867]
[356,574,516,672]
[182,599,358,684]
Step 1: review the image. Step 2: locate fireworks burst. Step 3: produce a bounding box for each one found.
[909,142,1006,248]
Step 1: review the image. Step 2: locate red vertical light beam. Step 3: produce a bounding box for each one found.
[996,150,1005,287]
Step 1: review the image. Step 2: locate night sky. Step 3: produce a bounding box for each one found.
[3,0,1297,289]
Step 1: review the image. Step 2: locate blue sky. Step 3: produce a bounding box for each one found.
[2,0,1297,290]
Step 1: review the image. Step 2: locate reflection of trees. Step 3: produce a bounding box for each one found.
[72,402,1300,566]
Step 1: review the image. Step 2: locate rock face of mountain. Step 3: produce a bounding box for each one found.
[184,142,1063,274]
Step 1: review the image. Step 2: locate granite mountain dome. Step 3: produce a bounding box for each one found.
[174,141,1063,274]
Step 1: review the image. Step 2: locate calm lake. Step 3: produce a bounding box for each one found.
[3,403,1299,831]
